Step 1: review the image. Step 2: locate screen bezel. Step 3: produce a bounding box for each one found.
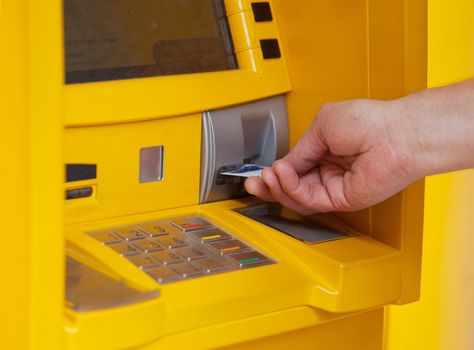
[63,0,290,127]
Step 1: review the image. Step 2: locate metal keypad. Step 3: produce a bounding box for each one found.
[88,215,275,284]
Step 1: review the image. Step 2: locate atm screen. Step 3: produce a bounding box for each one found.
[64,0,238,84]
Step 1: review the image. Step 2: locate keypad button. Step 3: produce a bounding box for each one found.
[149,250,184,265]
[190,228,231,243]
[195,259,227,273]
[175,247,207,261]
[108,242,140,257]
[171,216,213,232]
[133,239,164,253]
[208,239,250,255]
[227,251,271,268]
[88,231,121,245]
[172,263,202,278]
[147,266,181,284]
[127,254,160,269]
[114,226,147,241]
[138,222,170,237]
[157,234,187,249]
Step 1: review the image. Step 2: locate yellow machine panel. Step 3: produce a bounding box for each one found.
[7,0,472,349]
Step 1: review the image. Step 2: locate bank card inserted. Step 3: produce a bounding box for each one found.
[220,164,265,178]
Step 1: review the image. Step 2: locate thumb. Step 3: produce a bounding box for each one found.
[282,118,328,175]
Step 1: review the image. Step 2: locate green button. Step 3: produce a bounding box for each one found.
[239,257,260,264]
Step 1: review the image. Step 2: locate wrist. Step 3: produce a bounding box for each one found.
[396,82,474,177]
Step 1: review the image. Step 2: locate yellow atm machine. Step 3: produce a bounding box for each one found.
[2,0,435,349]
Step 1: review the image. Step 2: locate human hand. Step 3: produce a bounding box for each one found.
[245,80,474,214]
[245,99,418,214]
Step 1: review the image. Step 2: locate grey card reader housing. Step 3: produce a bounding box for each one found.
[200,95,289,203]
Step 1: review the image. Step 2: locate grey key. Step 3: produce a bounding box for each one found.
[127,254,160,269]
[157,234,187,249]
[108,242,140,257]
[88,231,121,245]
[133,239,164,253]
[172,263,202,278]
[138,222,170,237]
[114,226,147,241]
[147,266,181,284]
[208,239,250,255]
[190,228,231,243]
[149,250,184,265]
[175,247,207,261]
[227,251,271,268]
[171,216,213,232]
[195,259,227,273]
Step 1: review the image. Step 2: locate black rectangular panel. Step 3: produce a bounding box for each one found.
[252,2,273,22]
[64,0,238,84]
[66,164,97,182]
[260,39,281,59]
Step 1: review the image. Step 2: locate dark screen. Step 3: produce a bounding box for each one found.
[64,0,238,84]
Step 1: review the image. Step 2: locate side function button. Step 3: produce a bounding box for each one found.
[147,266,181,284]
[260,39,281,59]
[172,263,202,278]
[175,247,207,261]
[128,254,160,270]
[157,234,187,249]
[88,231,121,245]
[133,239,164,253]
[171,216,213,232]
[251,2,273,22]
[208,239,250,255]
[138,222,170,237]
[150,250,184,265]
[227,251,271,268]
[114,226,147,241]
[108,242,140,257]
[190,228,231,243]
[195,259,226,273]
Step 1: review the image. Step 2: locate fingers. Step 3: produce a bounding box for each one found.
[244,176,275,202]
[259,167,314,215]
[272,161,332,212]
[319,163,352,210]
[246,160,358,213]
[282,116,328,175]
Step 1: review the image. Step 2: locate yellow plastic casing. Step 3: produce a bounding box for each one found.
[1,0,64,349]
[2,0,432,349]
[65,198,400,349]
[63,0,290,127]
[385,1,474,349]
[272,0,426,306]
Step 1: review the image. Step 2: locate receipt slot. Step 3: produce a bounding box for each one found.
[3,0,429,350]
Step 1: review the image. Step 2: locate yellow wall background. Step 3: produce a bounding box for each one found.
[385,1,474,349]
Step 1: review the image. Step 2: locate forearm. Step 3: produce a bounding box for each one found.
[398,79,474,177]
